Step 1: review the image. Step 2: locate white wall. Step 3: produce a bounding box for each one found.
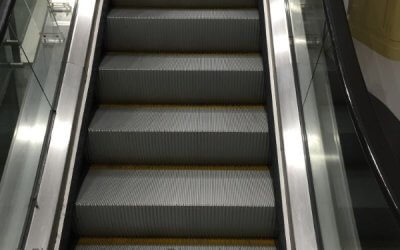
[354,39,400,120]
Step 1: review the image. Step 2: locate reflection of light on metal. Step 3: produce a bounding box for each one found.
[270,1,285,25]
[308,134,321,148]
[16,125,46,144]
[312,154,340,162]
[78,0,95,18]
[289,3,302,13]
[307,134,341,163]
[270,1,290,55]
[294,37,307,45]
[275,35,290,54]
[283,129,305,170]
[55,20,72,26]
[51,120,71,150]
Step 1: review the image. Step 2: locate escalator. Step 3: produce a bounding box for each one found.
[72,0,277,249]
[1,0,400,249]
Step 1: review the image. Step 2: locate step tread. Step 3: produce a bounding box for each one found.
[111,0,258,8]
[97,53,265,104]
[99,53,263,72]
[89,106,268,133]
[76,168,275,237]
[77,246,275,250]
[106,8,260,52]
[76,237,275,249]
[108,8,259,20]
[76,168,274,207]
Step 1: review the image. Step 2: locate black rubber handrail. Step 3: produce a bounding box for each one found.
[322,0,400,221]
[0,0,15,42]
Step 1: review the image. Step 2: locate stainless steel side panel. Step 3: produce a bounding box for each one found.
[262,0,319,249]
[24,0,103,248]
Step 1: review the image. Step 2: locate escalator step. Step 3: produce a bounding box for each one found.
[98,53,265,104]
[88,105,269,165]
[76,238,276,249]
[75,167,275,237]
[106,9,260,52]
[75,0,276,245]
[111,0,258,8]
[77,246,275,250]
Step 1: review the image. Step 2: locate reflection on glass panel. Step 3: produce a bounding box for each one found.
[0,0,77,249]
[288,0,326,102]
[286,0,400,249]
[300,34,361,249]
[0,70,51,250]
[12,0,37,42]
[32,0,65,104]
[323,31,400,249]
[0,25,52,249]
[0,33,20,180]
[20,0,50,63]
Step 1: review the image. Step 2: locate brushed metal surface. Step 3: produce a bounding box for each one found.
[262,0,319,249]
[24,0,101,248]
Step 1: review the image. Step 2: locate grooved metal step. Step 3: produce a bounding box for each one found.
[106,9,260,52]
[88,105,269,165]
[76,167,275,238]
[76,238,276,249]
[76,246,276,250]
[75,0,276,245]
[98,53,265,104]
[111,0,258,8]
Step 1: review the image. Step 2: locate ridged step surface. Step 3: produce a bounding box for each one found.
[76,238,276,249]
[98,53,265,104]
[106,9,260,52]
[88,106,269,165]
[112,0,258,8]
[76,0,275,245]
[77,246,275,250]
[76,167,275,237]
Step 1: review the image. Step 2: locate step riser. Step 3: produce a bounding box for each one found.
[88,132,268,165]
[106,13,260,52]
[77,206,274,238]
[76,169,275,238]
[77,0,275,244]
[112,0,258,8]
[77,246,276,250]
[98,71,265,104]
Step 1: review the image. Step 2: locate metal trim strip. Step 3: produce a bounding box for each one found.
[262,0,319,249]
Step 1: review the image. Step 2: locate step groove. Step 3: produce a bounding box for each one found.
[98,53,265,104]
[76,237,276,249]
[106,9,260,52]
[111,0,258,8]
[88,106,269,165]
[76,168,275,237]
